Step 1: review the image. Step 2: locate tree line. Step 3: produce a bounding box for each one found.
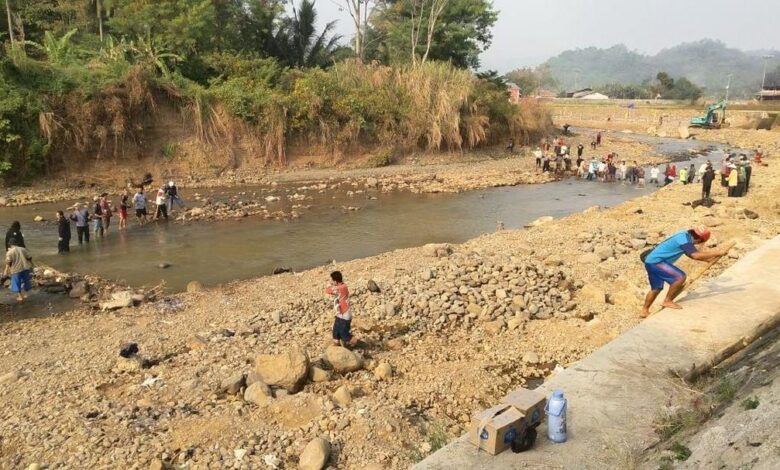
[1,0,545,180]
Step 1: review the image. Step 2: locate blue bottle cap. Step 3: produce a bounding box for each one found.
[552,390,564,399]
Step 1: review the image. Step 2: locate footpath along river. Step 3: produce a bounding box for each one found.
[0,133,724,292]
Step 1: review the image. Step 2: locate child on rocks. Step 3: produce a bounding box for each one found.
[325,271,358,348]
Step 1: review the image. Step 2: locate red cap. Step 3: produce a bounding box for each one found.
[693,225,711,242]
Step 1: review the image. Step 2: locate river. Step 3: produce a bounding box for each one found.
[1,132,724,292]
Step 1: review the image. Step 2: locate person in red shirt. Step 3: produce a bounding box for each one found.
[325,271,358,347]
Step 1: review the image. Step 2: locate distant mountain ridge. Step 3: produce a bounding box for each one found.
[542,39,779,98]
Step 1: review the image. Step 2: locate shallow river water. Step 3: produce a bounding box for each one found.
[1,132,725,292]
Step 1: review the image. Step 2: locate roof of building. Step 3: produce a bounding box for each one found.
[579,92,609,100]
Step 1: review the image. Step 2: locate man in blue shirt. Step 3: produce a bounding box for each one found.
[640,226,730,318]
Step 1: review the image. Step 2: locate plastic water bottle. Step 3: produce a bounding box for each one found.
[546,390,568,443]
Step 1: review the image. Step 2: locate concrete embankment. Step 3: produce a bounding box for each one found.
[416,236,780,470]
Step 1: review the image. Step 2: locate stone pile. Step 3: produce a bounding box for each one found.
[268,245,581,340]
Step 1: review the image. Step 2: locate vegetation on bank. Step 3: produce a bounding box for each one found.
[0,0,549,181]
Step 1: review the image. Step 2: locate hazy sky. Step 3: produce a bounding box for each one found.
[312,0,780,72]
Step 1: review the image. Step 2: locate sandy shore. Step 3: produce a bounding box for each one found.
[0,128,777,469]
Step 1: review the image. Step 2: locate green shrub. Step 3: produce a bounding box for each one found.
[741,396,759,410]
[670,441,692,461]
[161,142,178,159]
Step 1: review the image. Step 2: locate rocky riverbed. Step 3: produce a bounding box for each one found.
[2,137,664,213]
[0,128,778,469]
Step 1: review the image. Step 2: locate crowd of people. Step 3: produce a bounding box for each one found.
[528,133,762,202]
[56,180,186,253]
[2,181,186,302]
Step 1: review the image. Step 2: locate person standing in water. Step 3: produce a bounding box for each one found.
[5,221,25,252]
[3,239,33,302]
[118,189,130,230]
[99,193,112,234]
[92,197,104,238]
[56,211,71,253]
[649,165,660,186]
[154,186,168,220]
[70,204,90,244]
[679,166,689,185]
[134,188,148,225]
[166,181,186,213]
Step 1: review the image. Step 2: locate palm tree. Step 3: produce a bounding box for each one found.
[275,0,343,68]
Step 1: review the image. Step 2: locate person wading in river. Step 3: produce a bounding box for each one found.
[5,221,25,252]
[119,189,130,230]
[99,193,112,234]
[70,204,90,244]
[3,239,33,302]
[325,271,358,348]
[154,186,168,220]
[639,226,729,318]
[56,210,71,254]
[92,196,104,238]
[134,188,148,225]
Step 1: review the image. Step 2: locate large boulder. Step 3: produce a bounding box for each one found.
[186,281,203,293]
[101,291,134,311]
[374,363,393,381]
[254,349,309,393]
[594,246,614,260]
[332,385,352,407]
[579,284,607,304]
[423,243,452,258]
[244,382,273,405]
[69,281,89,298]
[299,438,331,470]
[324,346,363,373]
[221,372,246,395]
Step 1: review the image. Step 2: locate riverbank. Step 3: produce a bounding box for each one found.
[1,137,665,211]
[1,133,777,469]
[415,236,780,470]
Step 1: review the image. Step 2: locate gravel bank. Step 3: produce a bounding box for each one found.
[0,131,777,469]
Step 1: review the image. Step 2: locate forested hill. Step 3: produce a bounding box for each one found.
[543,40,778,98]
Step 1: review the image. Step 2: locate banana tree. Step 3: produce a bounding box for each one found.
[26,29,80,65]
[129,32,182,77]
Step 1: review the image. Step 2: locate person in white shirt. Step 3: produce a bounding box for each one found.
[533,147,543,169]
[649,166,661,186]
[696,162,708,183]
[154,187,168,220]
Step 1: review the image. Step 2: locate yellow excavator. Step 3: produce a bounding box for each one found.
[690,100,727,128]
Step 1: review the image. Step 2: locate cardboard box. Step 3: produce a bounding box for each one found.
[468,404,528,455]
[502,388,547,427]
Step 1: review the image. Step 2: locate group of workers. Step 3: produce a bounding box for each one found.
[57,181,186,252]
[2,181,186,302]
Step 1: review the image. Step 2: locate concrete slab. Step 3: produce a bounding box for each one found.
[415,236,780,470]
